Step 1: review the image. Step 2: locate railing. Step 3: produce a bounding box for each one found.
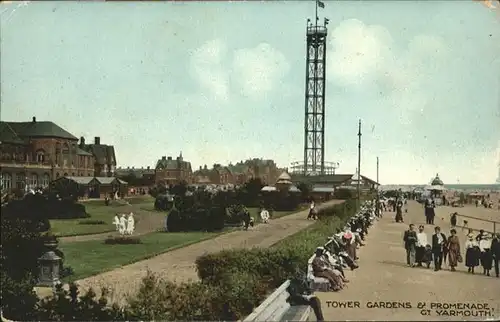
[455,214,499,234]
[243,280,311,322]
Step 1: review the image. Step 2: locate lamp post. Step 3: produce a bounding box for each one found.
[357,120,362,208]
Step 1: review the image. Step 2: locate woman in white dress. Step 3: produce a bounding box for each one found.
[126,213,135,235]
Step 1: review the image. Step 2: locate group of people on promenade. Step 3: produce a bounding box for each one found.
[403,224,500,277]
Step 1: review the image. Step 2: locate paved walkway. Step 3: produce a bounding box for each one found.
[317,201,500,321]
[70,200,342,305]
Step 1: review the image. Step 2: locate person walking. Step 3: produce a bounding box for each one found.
[447,229,461,272]
[465,233,480,274]
[491,233,500,278]
[415,225,428,267]
[403,224,418,267]
[432,226,447,271]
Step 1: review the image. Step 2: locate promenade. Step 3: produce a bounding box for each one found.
[316,201,500,321]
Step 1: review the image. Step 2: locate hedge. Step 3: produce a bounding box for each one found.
[1,198,357,321]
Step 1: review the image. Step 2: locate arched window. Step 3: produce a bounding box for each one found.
[62,143,70,154]
[63,173,68,176]
[36,149,45,163]
[42,173,50,187]
[56,172,60,178]
[1,173,12,191]
[72,173,75,176]
[88,173,92,176]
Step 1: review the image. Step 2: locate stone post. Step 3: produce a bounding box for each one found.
[37,236,62,287]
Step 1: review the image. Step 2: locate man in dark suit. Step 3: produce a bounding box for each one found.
[403,224,417,267]
[491,233,500,278]
[432,226,447,271]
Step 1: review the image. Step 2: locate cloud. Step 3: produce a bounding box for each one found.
[232,43,290,100]
[189,39,230,102]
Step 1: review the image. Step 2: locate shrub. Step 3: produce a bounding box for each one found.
[36,283,127,321]
[154,194,174,211]
[333,188,354,200]
[78,219,106,225]
[195,199,358,319]
[104,236,142,245]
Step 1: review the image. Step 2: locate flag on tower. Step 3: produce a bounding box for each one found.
[317,0,325,9]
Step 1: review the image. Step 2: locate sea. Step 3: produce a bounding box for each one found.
[381,184,500,192]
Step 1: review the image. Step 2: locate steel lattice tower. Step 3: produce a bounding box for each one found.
[303,17,328,176]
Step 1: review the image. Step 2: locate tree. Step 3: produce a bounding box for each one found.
[171,181,188,197]
[296,182,311,202]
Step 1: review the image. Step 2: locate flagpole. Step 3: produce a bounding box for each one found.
[315,0,318,27]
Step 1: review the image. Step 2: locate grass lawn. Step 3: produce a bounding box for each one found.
[59,231,221,281]
[50,203,123,237]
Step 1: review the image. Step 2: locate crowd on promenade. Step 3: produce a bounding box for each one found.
[401,197,500,278]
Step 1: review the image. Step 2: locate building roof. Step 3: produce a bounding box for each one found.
[2,120,78,140]
[95,177,117,184]
[312,187,335,193]
[76,147,93,156]
[84,144,116,165]
[58,176,96,185]
[431,174,444,186]
[291,174,353,185]
[227,164,249,175]
[116,167,155,177]
[277,171,292,181]
[156,155,191,171]
[0,122,25,144]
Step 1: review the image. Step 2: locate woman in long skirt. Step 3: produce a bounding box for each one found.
[479,234,493,276]
[447,229,461,271]
[464,233,480,273]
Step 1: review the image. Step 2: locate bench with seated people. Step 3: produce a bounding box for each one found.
[243,280,312,322]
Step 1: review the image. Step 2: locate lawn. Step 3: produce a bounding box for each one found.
[50,197,154,237]
[59,231,221,281]
[50,203,124,237]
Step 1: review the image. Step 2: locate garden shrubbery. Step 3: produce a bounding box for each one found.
[78,219,106,225]
[1,198,355,321]
[104,236,142,245]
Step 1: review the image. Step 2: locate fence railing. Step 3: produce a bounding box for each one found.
[455,213,499,234]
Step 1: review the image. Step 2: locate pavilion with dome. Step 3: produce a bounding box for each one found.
[426,173,446,198]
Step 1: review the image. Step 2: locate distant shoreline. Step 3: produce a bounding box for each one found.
[381,184,500,191]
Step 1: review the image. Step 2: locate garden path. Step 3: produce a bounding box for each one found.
[316,201,500,321]
[71,200,343,305]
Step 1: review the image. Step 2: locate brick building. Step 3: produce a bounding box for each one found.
[115,166,155,186]
[79,136,117,177]
[154,153,193,185]
[192,158,280,185]
[0,117,95,192]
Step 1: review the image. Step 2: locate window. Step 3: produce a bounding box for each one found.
[62,143,70,154]
[16,173,24,189]
[36,149,45,163]
[88,173,92,176]
[72,173,75,176]
[1,173,12,191]
[41,173,50,187]
[29,173,38,188]
[56,172,60,178]
[63,173,68,176]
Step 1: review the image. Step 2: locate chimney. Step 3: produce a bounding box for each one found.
[162,156,166,160]
[94,137,100,145]
[204,164,207,170]
[167,156,172,160]
[147,166,150,170]
[32,116,36,123]
[80,137,85,147]
[199,166,202,170]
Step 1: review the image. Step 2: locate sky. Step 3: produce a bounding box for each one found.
[1,0,499,185]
